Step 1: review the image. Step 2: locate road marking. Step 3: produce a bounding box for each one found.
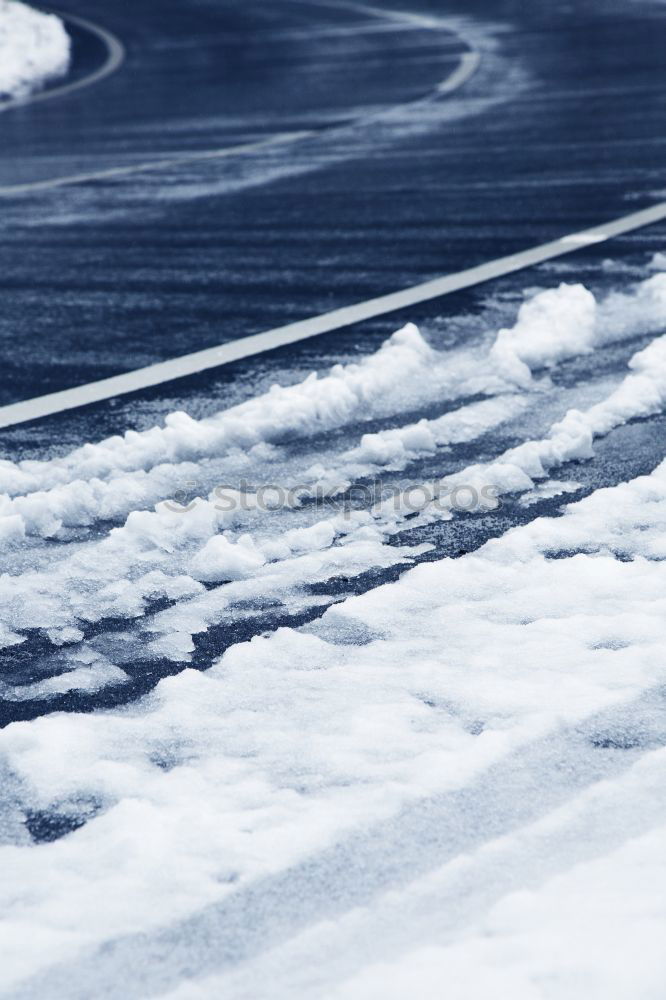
[0,132,315,196]
[561,232,608,245]
[437,51,481,93]
[1,201,665,430]
[0,3,479,195]
[0,11,125,112]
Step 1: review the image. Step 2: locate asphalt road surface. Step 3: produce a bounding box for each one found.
[1,2,666,997]
[0,0,665,414]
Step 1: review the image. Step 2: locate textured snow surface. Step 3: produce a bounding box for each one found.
[1,265,666,997]
[2,461,666,996]
[0,1,70,99]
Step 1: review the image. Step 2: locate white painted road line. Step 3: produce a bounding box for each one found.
[0,7,478,195]
[1,201,665,430]
[0,11,125,113]
[437,51,481,94]
[0,132,315,196]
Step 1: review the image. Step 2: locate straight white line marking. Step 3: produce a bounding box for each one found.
[0,11,125,112]
[561,232,608,245]
[1,201,665,430]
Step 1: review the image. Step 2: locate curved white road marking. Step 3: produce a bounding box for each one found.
[0,201,665,430]
[437,50,481,94]
[0,131,315,196]
[0,11,125,112]
[0,4,478,195]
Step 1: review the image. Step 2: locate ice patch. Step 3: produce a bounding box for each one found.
[0,0,70,100]
[518,479,581,507]
[0,654,127,702]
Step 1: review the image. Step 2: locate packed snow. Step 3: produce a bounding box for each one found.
[0,1,70,100]
[2,458,666,996]
[1,261,666,997]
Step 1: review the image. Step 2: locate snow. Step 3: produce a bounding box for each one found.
[0,0,70,100]
[0,324,444,496]
[328,817,666,1000]
[188,533,266,583]
[490,282,597,385]
[307,394,528,493]
[1,457,665,994]
[490,273,666,388]
[1,270,666,671]
[158,749,666,1000]
[1,272,665,542]
[1,262,666,995]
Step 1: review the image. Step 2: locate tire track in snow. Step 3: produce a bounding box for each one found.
[157,746,666,999]
[10,687,665,1000]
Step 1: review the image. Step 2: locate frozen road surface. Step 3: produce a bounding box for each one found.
[0,1,665,997]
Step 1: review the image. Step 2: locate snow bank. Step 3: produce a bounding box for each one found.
[0,1,70,100]
[2,270,664,507]
[2,271,665,546]
[1,322,666,663]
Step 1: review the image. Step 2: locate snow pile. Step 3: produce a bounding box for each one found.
[0,271,661,503]
[1,271,665,543]
[0,0,70,100]
[490,282,597,385]
[490,273,666,387]
[188,533,266,583]
[1,461,665,993]
[2,316,666,662]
